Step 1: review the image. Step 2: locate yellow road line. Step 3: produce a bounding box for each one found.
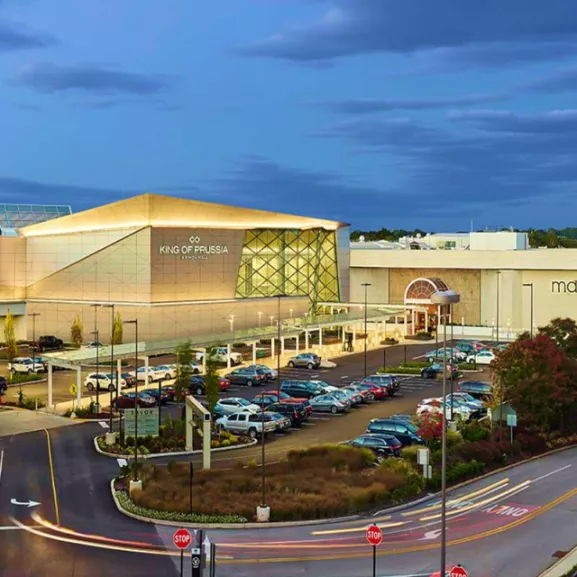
[311,521,405,536]
[402,477,510,517]
[44,429,60,526]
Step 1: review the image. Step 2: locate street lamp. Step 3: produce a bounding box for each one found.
[269,315,274,327]
[90,304,101,413]
[523,283,534,337]
[228,315,235,333]
[431,289,461,577]
[102,304,115,431]
[257,311,263,328]
[28,313,41,351]
[496,271,501,344]
[124,319,139,484]
[362,283,371,378]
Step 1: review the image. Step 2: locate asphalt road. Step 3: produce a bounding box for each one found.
[1,424,577,577]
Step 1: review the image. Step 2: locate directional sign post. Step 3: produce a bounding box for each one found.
[366,524,383,577]
[450,566,468,577]
[173,528,192,577]
[191,547,202,577]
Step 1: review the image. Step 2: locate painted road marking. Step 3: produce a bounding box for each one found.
[340,375,349,379]
[0,449,4,486]
[483,503,539,517]
[44,429,60,526]
[117,458,128,467]
[98,421,109,429]
[533,464,572,483]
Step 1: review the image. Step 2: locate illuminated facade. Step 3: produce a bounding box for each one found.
[0,194,349,341]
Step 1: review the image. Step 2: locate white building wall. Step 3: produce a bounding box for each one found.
[349,267,389,303]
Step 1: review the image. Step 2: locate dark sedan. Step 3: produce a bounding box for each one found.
[113,392,156,409]
[225,367,266,387]
[345,434,402,462]
[141,388,170,405]
[0,376,6,395]
[121,372,136,387]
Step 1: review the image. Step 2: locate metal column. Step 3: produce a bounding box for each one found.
[47,362,53,408]
[226,344,231,369]
[76,365,82,408]
[252,342,257,364]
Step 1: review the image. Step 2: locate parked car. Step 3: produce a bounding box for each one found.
[267,411,292,432]
[161,385,177,402]
[251,391,305,408]
[154,364,177,380]
[8,357,45,374]
[225,367,267,387]
[140,388,171,405]
[216,411,277,438]
[361,374,401,396]
[287,353,321,370]
[339,387,363,406]
[366,418,424,446]
[267,401,309,427]
[196,347,243,365]
[466,350,496,365]
[342,384,372,404]
[421,362,460,380]
[446,392,486,412]
[457,381,494,402]
[84,372,127,392]
[0,376,7,395]
[417,398,472,421]
[454,342,477,355]
[246,364,277,380]
[310,394,349,414]
[344,434,402,461]
[426,348,466,363]
[351,381,386,401]
[215,397,261,415]
[130,366,163,382]
[37,335,64,352]
[327,389,354,409]
[32,357,47,372]
[113,392,156,409]
[281,380,326,399]
[187,375,231,396]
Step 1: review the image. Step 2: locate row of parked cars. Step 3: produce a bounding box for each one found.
[425,340,509,365]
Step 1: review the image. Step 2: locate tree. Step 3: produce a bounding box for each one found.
[545,228,559,248]
[204,347,220,414]
[71,315,83,346]
[174,340,193,401]
[112,312,123,345]
[416,412,444,447]
[491,334,577,433]
[4,308,18,362]
[537,317,577,358]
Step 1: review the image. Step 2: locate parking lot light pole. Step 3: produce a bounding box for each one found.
[103,304,115,430]
[124,319,139,482]
[431,290,460,577]
[496,271,501,344]
[91,304,101,413]
[277,295,283,398]
[362,283,371,378]
[523,283,534,337]
[28,312,41,351]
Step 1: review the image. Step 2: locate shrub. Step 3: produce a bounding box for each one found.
[426,459,486,490]
[246,459,258,468]
[446,429,464,448]
[125,436,135,447]
[516,432,548,455]
[211,440,220,448]
[381,366,422,375]
[221,439,231,447]
[413,331,433,341]
[379,458,424,503]
[461,422,490,442]
[380,338,398,345]
[401,445,419,465]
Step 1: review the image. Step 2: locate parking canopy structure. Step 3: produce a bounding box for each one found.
[40,307,401,409]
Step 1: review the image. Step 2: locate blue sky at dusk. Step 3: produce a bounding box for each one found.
[2,0,577,230]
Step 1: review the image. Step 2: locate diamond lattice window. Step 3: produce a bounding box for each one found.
[236,229,340,302]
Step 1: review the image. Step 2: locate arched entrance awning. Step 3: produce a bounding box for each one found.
[404,277,450,305]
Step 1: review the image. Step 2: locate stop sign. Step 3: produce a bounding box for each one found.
[450,566,468,577]
[365,524,383,546]
[173,528,192,550]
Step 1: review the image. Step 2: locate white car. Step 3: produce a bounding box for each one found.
[215,398,261,416]
[130,366,163,382]
[466,350,496,365]
[216,411,277,438]
[83,341,104,350]
[155,364,177,380]
[196,347,243,365]
[84,372,126,391]
[417,398,472,421]
[8,357,45,374]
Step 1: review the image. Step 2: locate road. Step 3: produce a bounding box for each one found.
[1,423,577,577]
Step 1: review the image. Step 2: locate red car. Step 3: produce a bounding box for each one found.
[352,382,386,401]
[114,392,156,409]
[218,377,231,391]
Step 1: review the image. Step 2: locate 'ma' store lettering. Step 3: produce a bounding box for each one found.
[552,280,577,294]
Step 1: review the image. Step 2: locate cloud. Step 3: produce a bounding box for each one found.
[0,20,55,51]
[317,93,506,114]
[237,0,577,64]
[523,66,577,93]
[14,63,170,94]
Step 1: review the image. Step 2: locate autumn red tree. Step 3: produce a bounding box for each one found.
[492,334,577,433]
[416,412,444,446]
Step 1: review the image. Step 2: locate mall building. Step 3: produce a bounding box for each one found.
[0,194,350,342]
[350,231,577,336]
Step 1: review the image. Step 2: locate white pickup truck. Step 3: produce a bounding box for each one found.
[216,411,277,439]
[195,347,243,365]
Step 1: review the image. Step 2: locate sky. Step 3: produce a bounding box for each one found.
[2,0,577,231]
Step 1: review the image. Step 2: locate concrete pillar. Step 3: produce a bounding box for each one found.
[271,337,275,360]
[425,310,429,332]
[226,344,231,369]
[403,314,408,337]
[252,342,257,364]
[296,335,300,353]
[202,348,206,373]
[144,356,150,388]
[411,310,415,335]
[47,362,53,408]
[117,358,122,393]
[352,327,356,349]
[305,331,309,352]
[281,337,285,356]
[319,327,323,347]
[76,365,82,407]
[202,417,211,470]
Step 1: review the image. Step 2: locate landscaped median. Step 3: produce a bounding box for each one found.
[112,445,425,524]
[379,360,479,375]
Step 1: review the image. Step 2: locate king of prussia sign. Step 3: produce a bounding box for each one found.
[159,235,229,260]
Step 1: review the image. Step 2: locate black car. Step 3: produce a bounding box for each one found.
[345,434,402,461]
[421,363,460,380]
[280,380,325,399]
[37,335,64,352]
[225,367,267,387]
[457,380,494,401]
[189,375,206,396]
[141,388,170,405]
[366,418,424,446]
[0,376,7,395]
[121,372,136,387]
[267,401,308,427]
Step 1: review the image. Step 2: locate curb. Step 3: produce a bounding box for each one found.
[94,435,258,459]
[7,378,47,387]
[110,443,577,530]
[539,542,577,577]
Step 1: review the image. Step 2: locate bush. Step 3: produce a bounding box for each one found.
[379,458,424,503]
[211,440,220,448]
[381,338,398,345]
[221,439,231,447]
[458,362,477,370]
[461,422,490,442]
[381,366,422,375]
[413,331,433,341]
[8,373,43,385]
[446,429,464,448]
[401,445,419,465]
[426,459,486,490]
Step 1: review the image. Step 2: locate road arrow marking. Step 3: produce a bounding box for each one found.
[421,529,442,540]
[98,421,110,429]
[117,458,128,467]
[10,498,41,508]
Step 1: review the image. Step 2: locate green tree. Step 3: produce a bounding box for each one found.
[174,340,193,400]
[538,317,577,358]
[71,315,83,346]
[4,308,18,362]
[545,228,560,248]
[112,312,123,345]
[204,347,220,413]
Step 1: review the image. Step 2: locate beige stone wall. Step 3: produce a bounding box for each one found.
[389,268,481,325]
[0,237,26,300]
